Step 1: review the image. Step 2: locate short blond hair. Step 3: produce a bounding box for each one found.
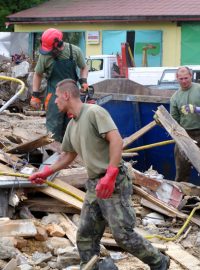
[56,79,80,98]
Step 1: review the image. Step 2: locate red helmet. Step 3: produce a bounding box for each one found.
[40,28,63,54]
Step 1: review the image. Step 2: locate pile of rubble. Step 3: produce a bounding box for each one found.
[0,53,46,113]
[0,113,200,270]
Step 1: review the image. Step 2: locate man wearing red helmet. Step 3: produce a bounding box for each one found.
[30,28,88,144]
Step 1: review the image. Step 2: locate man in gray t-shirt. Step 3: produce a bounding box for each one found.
[29,79,170,270]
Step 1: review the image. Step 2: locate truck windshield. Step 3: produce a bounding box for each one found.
[160,69,177,83]
[86,59,103,72]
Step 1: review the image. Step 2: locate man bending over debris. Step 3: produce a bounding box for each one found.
[29,79,170,270]
[30,28,88,144]
[170,66,200,182]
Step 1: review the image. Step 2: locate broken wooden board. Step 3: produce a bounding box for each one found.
[6,134,54,154]
[0,218,37,237]
[101,236,167,251]
[134,185,200,226]
[37,178,85,210]
[57,213,77,246]
[173,181,200,197]
[20,195,80,214]
[141,198,176,217]
[131,167,161,191]
[166,242,200,269]
[82,255,99,270]
[123,120,157,149]
[156,105,200,175]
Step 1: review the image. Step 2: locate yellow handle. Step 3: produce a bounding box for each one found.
[0,171,83,202]
[124,140,175,153]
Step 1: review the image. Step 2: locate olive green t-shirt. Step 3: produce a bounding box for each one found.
[170,83,200,130]
[62,104,118,179]
[34,42,86,78]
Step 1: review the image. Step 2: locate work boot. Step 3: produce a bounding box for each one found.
[151,254,170,270]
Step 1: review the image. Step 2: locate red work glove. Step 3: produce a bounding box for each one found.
[29,165,54,184]
[96,166,119,199]
[30,96,41,110]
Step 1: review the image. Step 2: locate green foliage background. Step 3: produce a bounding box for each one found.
[0,0,47,31]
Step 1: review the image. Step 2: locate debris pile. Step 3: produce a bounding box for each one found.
[0,54,46,113]
[0,113,200,270]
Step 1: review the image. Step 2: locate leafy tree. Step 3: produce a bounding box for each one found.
[0,0,47,31]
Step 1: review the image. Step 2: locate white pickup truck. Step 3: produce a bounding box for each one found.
[86,54,170,86]
[87,55,200,90]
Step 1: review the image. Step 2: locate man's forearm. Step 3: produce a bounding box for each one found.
[106,131,123,167]
[51,152,77,172]
[33,72,43,92]
[80,65,88,80]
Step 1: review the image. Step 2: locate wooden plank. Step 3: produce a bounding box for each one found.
[0,163,85,209]
[141,198,176,217]
[37,179,85,210]
[6,134,54,154]
[101,236,167,251]
[56,213,77,246]
[134,185,200,226]
[82,255,99,270]
[21,196,80,214]
[132,167,161,191]
[156,105,200,175]
[52,178,85,201]
[123,120,157,149]
[166,242,200,269]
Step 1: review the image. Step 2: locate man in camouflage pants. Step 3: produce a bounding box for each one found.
[29,79,170,270]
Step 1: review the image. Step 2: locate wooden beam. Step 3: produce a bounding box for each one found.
[134,185,200,226]
[166,242,200,269]
[56,213,77,246]
[82,255,99,270]
[123,121,157,149]
[37,178,85,210]
[132,167,161,191]
[156,105,200,175]
[141,198,176,217]
[6,134,54,154]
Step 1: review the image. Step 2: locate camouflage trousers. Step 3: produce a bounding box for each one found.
[77,165,164,270]
[175,129,200,182]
